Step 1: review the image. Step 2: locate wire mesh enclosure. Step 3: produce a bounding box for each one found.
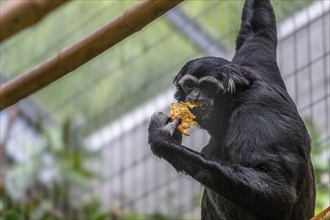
[1,1,329,219]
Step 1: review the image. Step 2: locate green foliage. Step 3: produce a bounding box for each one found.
[92,213,111,220]
[147,213,172,220]
[1,117,177,220]
[2,209,20,220]
[1,117,102,219]
[306,119,330,214]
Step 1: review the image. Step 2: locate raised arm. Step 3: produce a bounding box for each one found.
[233,0,278,61]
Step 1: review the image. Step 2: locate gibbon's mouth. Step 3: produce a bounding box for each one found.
[199,104,209,111]
[189,102,211,111]
[185,102,207,110]
[191,104,213,122]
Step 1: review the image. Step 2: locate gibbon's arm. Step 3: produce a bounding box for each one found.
[234,0,277,60]
[148,112,296,219]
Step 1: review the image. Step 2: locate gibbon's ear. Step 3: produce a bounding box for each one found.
[173,84,185,102]
[173,68,187,101]
[223,63,250,94]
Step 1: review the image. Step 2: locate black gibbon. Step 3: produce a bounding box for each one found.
[148,0,315,219]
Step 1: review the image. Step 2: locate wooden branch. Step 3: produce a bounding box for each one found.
[0,0,70,43]
[311,206,330,220]
[0,0,183,111]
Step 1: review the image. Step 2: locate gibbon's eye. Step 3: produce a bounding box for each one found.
[178,75,198,93]
[206,83,217,92]
[201,81,219,96]
[184,79,195,90]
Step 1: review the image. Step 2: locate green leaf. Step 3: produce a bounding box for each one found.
[41,215,61,220]
[92,213,111,220]
[123,213,144,220]
[147,213,170,220]
[3,209,20,220]
[43,128,63,155]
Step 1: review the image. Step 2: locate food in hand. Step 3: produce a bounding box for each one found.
[170,101,199,136]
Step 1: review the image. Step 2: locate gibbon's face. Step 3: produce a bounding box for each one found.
[176,74,222,123]
[173,57,249,125]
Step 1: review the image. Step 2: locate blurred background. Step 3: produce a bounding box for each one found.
[0,0,329,219]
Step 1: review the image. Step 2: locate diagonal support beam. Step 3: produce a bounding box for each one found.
[165,7,229,58]
[0,0,70,43]
[1,74,53,128]
[0,0,183,111]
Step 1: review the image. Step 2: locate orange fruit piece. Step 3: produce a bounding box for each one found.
[170,101,199,136]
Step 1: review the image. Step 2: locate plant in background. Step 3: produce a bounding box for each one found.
[306,119,330,214]
[1,117,102,220]
[1,117,175,220]
[2,116,327,220]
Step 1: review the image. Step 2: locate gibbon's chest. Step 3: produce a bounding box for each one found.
[201,116,275,165]
[202,139,261,164]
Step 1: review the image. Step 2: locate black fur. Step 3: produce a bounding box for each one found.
[148,0,315,219]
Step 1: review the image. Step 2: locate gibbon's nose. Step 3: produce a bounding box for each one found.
[186,89,200,103]
[186,90,208,107]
